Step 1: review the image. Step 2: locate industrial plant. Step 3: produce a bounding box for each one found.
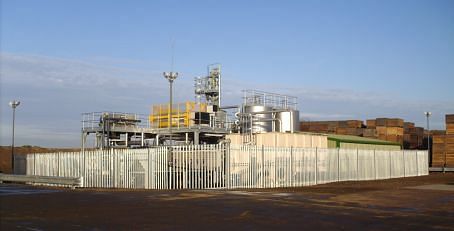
[81,64,305,149]
[7,64,435,191]
[75,63,452,169]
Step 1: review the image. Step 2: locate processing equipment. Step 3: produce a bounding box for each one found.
[81,64,300,149]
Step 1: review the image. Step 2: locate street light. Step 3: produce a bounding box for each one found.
[164,71,178,145]
[9,100,20,174]
[424,111,432,159]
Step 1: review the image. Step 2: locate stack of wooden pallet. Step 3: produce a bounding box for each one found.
[432,114,454,167]
[403,122,424,149]
[300,120,364,135]
[447,115,454,166]
[336,120,364,136]
[432,131,446,167]
[365,118,404,144]
[300,121,337,133]
[363,119,378,138]
[300,118,424,149]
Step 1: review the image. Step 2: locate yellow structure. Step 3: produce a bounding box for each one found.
[149,101,207,128]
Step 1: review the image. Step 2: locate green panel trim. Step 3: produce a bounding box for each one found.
[327,136,400,146]
[327,140,338,148]
[339,142,401,151]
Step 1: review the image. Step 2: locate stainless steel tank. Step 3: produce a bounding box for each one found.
[242,105,273,133]
[275,110,300,133]
[214,110,227,128]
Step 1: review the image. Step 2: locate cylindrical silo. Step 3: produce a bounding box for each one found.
[275,110,300,133]
[242,105,273,133]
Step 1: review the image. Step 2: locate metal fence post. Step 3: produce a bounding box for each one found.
[147,148,151,189]
[34,154,36,176]
[389,151,392,179]
[402,151,406,178]
[227,144,231,189]
[356,148,359,181]
[168,146,173,190]
[248,146,251,189]
[415,151,419,176]
[373,149,377,180]
[261,145,264,188]
[315,147,317,185]
[290,146,293,187]
[427,150,429,175]
[83,149,86,186]
[274,147,277,188]
[114,149,118,188]
[57,153,60,177]
[337,148,340,182]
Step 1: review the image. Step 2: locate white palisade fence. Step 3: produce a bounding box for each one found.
[24,144,428,189]
[229,146,428,188]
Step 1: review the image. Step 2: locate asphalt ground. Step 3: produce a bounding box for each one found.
[1,173,453,230]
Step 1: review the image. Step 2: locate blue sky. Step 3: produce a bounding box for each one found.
[1,0,454,147]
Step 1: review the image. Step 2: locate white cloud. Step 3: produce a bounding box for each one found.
[0,122,81,148]
[1,52,452,147]
[1,53,165,89]
[0,53,178,147]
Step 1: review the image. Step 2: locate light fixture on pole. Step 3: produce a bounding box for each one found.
[164,71,178,145]
[424,111,432,155]
[9,100,20,174]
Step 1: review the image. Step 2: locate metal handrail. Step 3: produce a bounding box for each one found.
[0,173,83,189]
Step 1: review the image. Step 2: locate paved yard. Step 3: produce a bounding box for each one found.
[1,173,453,230]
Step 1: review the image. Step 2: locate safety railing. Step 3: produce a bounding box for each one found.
[82,112,150,130]
[0,173,82,189]
[242,89,298,110]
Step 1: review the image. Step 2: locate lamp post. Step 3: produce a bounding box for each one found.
[164,72,178,145]
[9,100,20,174]
[424,111,432,165]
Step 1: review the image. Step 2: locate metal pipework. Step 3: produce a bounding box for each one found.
[272,113,282,132]
[237,112,254,143]
[253,117,282,133]
[218,138,231,146]
[220,105,239,110]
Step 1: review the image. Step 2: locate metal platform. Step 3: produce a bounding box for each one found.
[81,112,230,149]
